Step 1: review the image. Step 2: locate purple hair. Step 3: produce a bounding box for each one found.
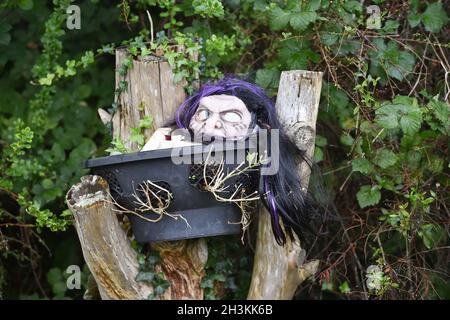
[176,76,274,129]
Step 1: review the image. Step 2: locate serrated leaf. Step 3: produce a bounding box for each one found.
[290,12,317,31]
[352,158,374,174]
[305,0,321,11]
[356,185,381,208]
[382,20,399,33]
[343,0,362,13]
[422,2,449,33]
[255,68,280,89]
[400,110,422,135]
[376,149,398,169]
[407,13,421,28]
[320,31,339,46]
[428,100,449,124]
[340,133,354,146]
[269,7,291,30]
[376,113,398,129]
[406,150,421,170]
[419,224,445,249]
[428,155,444,173]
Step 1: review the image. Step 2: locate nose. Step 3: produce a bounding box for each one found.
[214,121,222,129]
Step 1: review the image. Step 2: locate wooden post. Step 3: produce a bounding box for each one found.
[112,48,189,150]
[66,175,152,300]
[248,70,323,300]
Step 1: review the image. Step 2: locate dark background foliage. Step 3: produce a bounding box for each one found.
[0,0,448,299]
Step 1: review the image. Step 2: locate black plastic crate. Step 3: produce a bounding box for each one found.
[84,143,259,242]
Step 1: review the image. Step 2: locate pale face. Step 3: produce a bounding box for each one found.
[189,94,252,141]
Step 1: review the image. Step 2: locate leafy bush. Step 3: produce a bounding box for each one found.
[0,0,448,299]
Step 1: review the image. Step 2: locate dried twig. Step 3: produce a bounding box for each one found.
[105,180,190,228]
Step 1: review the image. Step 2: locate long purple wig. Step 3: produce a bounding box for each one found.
[175,76,317,245]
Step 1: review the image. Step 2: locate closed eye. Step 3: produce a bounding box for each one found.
[221,111,242,123]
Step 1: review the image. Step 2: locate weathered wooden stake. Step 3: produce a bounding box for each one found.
[66,175,152,300]
[248,70,323,299]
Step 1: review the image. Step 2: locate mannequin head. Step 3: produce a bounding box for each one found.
[175,76,319,245]
[189,94,252,141]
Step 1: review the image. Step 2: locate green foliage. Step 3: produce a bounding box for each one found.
[46,265,89,299]
[192,0,224,18]
[135,249,171,300]
[422,2,449,33]
[201,238,252,300]
[357,185,381,208]
[1,0,449,300]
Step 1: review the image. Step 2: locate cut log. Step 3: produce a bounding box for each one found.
[66,175,152,300]
[248,70,323,300]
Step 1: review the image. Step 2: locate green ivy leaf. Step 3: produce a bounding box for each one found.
[315,135,327,147]
[357,185,381,208]
[135,271,155,283]
[422,2,449,33]
[375,149,398,169]
[352,158,374,174]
